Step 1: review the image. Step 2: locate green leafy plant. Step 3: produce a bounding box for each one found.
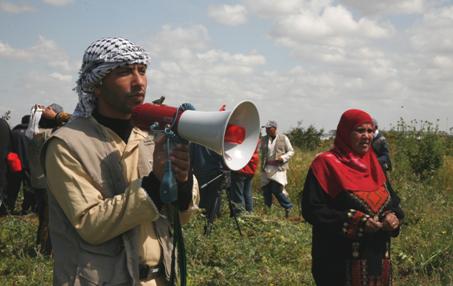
[390,119,446,180]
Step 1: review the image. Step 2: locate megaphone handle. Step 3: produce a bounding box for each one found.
[160,136,178,204]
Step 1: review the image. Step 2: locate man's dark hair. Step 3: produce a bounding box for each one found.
[21,115,30,125]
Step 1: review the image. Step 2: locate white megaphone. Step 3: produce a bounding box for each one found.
[132,100,260,171]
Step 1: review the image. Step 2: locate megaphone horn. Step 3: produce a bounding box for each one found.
[178,101,260,170]
[132,101,260,171]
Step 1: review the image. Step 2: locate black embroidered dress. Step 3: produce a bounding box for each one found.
[302,170,404,286]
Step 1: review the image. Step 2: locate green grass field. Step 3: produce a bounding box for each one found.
[1,136,452,285]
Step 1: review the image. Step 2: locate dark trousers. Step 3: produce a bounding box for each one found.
[262,180,293,210]
[35,188,51,255]
[0,164,8,215]
[6,170,34,213]
[230,172,254,215]
[199,174,225,221]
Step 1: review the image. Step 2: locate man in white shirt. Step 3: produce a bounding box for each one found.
[260,120,294,218]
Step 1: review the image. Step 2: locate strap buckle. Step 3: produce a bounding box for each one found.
[139,263,163,281]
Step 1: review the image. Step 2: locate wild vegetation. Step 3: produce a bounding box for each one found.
[1,120,452,285]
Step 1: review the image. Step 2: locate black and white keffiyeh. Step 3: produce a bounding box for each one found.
[73,37,150,118]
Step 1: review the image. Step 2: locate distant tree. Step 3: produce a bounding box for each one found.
[327,129,336,139]
[286,121,324,151]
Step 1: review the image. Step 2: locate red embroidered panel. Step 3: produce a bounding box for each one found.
[351,186,389,214]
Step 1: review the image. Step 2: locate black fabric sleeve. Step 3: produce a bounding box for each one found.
[141,172,163,210]
[301,169,348,233]
[177,174,193,211]
[381,180,405,237]
[383,180,405,220]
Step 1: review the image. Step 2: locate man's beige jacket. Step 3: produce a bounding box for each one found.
[43,117,198,286]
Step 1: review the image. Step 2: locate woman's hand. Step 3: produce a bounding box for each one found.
[382,212,400,231]
[364,217,383,233]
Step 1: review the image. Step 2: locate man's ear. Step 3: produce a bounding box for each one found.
[94,85,101,98]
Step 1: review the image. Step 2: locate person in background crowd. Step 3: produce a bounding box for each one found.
[260,120,294,218]
[43,37,198,285]
[301,109,404,286]
[27,103,68,255]
[0,118,12,216]
[230,145,259,216]
[372,118,392,173]
[189,103,227,232]
[191,144,226,235]
[6,115,33,215]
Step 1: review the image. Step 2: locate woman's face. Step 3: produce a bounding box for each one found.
[349,122,374,155]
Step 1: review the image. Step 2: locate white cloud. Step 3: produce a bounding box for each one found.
[142,18,451,132]
[2,1,452,133]
[150,25,210,59]
[208,4,247,26]
[243,0,394,72]
[146,25,268,109]
[271,4,391,41]
[395,4,453,102]
[145,24,406,131]
[410,5,453,54]
[342,0,425,16]
[0,1,34,13]
[49,72,72,82]
[0,42,32,59]
[244,0,315,18]
[42,0,73,6]
[0,36,76,72]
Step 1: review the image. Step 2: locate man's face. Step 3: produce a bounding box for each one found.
[266,127,277,137]
[349,123,374,156]
[95,64,147,118]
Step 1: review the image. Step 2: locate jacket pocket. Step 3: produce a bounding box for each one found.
[75,248,131,285]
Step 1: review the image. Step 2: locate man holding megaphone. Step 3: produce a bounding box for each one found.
[43,37,260,286]
[42,37,199,286]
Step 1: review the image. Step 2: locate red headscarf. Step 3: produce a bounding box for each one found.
[310,109,386,198]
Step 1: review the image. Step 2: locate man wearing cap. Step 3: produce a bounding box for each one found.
[260,120,294,218]
[43,37,198,285]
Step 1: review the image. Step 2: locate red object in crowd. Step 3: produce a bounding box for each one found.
[239,146,259,175]
[7,152,22,172]
[224,124,245,144]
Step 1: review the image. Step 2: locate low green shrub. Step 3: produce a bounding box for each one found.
[390,119,446,180]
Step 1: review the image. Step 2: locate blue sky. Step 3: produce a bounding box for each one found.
[1,0,452,133]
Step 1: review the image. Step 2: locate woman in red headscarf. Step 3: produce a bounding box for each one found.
[301,109,404,286]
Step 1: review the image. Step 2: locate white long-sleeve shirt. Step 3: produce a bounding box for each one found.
[261,134,294,187]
